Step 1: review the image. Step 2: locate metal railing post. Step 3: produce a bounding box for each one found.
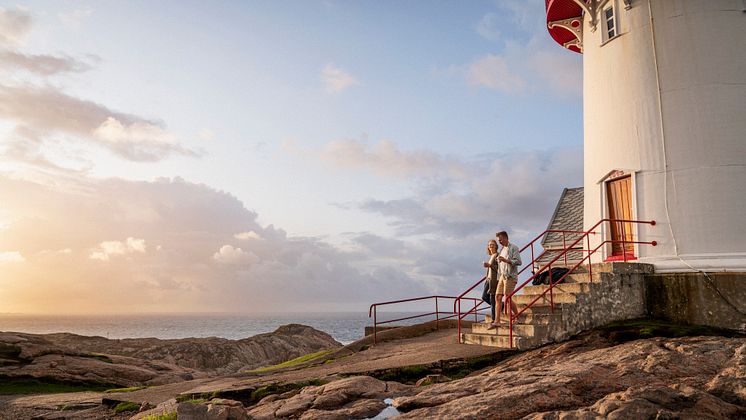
[373,306,377,345]
[435,297,439,330]
[457,300,461,343]
[549,265,554,311]
[587,234,593,282]
[562,232,568,266]
[621,220,627,262]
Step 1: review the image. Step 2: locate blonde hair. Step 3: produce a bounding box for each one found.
[486,239,498,255]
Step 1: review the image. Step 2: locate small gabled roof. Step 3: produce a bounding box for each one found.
[542,187,584,249]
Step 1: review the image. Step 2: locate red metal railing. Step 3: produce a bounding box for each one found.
[452,229,589,342]
[368,295,483,345]
[501,218,657,348]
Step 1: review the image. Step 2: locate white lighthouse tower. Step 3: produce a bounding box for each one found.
[546,0,746,272]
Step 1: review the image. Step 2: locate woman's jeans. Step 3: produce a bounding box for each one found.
[488,294,503,321]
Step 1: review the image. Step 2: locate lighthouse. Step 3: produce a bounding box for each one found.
[545,0,746,272]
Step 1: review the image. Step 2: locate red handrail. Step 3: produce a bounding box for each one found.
[452,229,589,343]
[502,218,656,348]
[368,295,482,345]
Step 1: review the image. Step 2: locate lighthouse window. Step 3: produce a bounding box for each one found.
[604,5,617,40]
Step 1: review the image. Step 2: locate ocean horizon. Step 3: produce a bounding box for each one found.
[0,311,439,345]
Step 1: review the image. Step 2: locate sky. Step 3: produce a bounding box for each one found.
[0,0,583,314]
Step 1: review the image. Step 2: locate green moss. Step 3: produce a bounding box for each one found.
[113,401,140,413]
[376,365,430,383]
[0,378,113,395]
[247,349,334,373]
[599,318,744,343]
[82,352,114,363]
[141,412,177,420]
[104,386,147,393]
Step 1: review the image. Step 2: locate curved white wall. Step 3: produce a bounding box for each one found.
[582,0,746,271]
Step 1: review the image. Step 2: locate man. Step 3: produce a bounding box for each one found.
[492,230,521,327]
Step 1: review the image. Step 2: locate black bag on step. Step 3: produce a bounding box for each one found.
[532,267,571,285]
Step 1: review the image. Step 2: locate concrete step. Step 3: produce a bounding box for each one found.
[562,271,613,283]
[512,292,578,306]
[521,282,591,296]
[515,302,569,315]
[461,332,540,350]
[471,322,549,338]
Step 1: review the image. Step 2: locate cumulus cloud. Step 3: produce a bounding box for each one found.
[447,1,582,97]
[0,50,92,75]
[466,54,526,93]
[89,237,147,261]
[212,245,259,265]
[0,84,197,162]
[301,137,583,241]
[321,63,359,93]
[287,138,471,179]
[0,7,32,46]
[0,251,25,263]
[58,8,93,29]
[0,174,430,313]
[476,13,502,42]
[234,231,262,240]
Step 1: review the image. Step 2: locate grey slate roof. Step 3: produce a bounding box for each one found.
[541,187,584,248]
[533,187,584,270]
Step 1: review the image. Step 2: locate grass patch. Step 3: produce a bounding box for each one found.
[142,412,177,420]
[0,378,113,395]
[81,352,114,364]
[247,349,334,373]
[375,365,430,384]
[104,386,147,393]
[599,318,745,344]
[248,379,327,405]
[113,401,140,413]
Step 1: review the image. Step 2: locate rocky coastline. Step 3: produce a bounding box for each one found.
[0,320,744,419]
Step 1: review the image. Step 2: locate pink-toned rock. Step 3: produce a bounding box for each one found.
[393,335,746,419]
[246,376,411,419]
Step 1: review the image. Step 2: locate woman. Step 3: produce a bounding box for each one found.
[483,240,499,328]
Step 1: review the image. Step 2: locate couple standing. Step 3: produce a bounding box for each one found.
[483,231,522,329]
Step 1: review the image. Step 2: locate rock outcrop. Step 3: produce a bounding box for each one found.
[393,333,746,419]
[0,324,341,388]
[245,376,409,420]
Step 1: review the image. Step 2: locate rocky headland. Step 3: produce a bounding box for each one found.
[0,324,341,389]
[0,320,744,419]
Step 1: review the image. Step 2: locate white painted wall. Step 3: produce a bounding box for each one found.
[582,0,746,271]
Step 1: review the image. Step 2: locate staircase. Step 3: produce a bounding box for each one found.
[461,262,653,349]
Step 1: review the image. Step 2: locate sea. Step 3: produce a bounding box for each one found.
[0,311,438,345]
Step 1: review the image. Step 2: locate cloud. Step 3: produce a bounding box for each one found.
[0,174,430,313]
[0,251,25,263]
[212,245,259,265]
[89,237,147,261]
[234,231,262,240]
[58,8,93,29]
[288,138,472,179]
[0,84,197,162]
[476,13,501,42]
[321,63,359,93]
[0,7,32,46]
[466,54,526,93]
[0,50,92,75]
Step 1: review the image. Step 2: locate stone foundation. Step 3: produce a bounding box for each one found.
[645,272,746,333]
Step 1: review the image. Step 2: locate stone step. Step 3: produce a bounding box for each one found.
[484,308,565,325]
[521,282,591,296]
[516,302,569,315]
[562,271,612,284]
[512,292,578,306]
[471,322,549,338]
[461,332,539,350]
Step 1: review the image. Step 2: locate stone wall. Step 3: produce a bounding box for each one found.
[646,272,746,333]
[549,263,653,342]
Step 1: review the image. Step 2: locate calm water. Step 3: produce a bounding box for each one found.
[0,312,438,345]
